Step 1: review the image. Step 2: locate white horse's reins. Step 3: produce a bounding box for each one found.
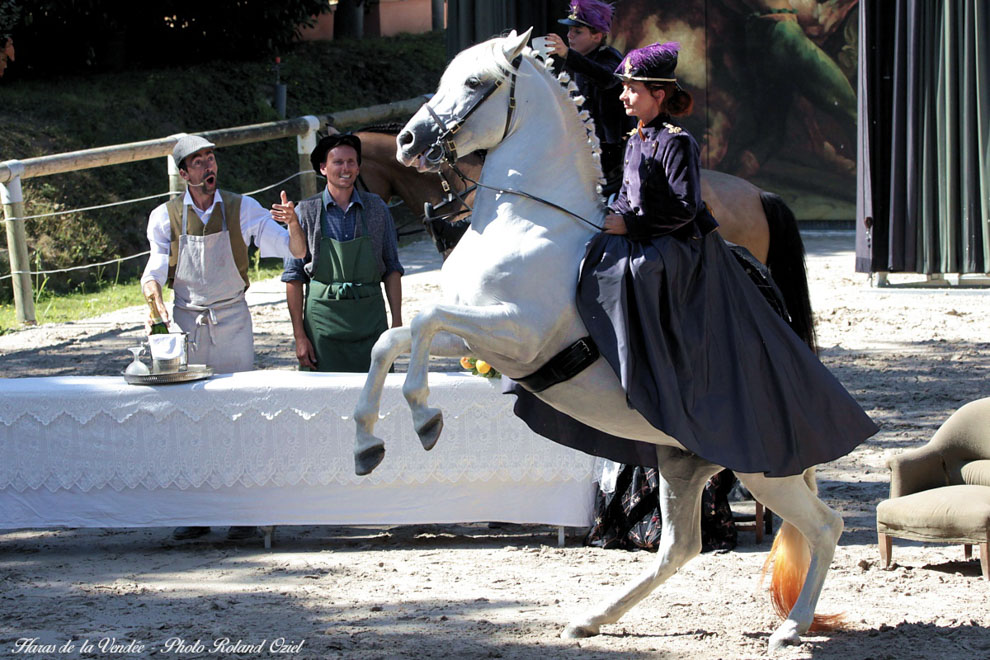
[420,50,605,392]
[422,53,520,166]
[421,53,605,232]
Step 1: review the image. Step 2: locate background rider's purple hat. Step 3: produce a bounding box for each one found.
[557,0,614,34]
[615,42,680,83]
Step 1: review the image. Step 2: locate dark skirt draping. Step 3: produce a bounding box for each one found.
[585,466,738,553]
[507,231,877,478]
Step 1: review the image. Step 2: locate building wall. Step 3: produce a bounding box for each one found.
[371,0,435,36]
[298,0,437,42]
[299,13,335,41]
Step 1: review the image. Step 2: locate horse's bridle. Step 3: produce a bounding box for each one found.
[420,52,604,232]
[422,54,522,166]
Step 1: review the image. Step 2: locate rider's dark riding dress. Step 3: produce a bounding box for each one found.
[507,45,877,477]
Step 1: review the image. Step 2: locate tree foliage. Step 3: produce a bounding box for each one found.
[1,0,331,77]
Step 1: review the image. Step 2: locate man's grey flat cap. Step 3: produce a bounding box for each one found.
[172,135,216,167]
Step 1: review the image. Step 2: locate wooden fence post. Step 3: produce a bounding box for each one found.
[0,160,36,325]
[298,116,320,199]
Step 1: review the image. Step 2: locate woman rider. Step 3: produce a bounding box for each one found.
[572,41,876,477]
[511,43,876,480]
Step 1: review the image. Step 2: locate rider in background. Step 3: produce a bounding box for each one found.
[545,0,632,198]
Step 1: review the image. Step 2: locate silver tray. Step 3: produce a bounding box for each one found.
[123,364,213,386]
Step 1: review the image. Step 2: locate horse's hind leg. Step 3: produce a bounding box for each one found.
[563,447,722,638]
[735,468,843,651]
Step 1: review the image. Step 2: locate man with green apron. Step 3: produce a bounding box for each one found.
[274,133,403,372]
[140,135,306,540]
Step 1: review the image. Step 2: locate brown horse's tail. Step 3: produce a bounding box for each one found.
[761,192,817,353]
[761,469,843,631]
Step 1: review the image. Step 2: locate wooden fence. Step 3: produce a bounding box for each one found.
[0,96,428,325]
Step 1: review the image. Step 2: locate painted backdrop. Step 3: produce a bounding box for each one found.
[609,0,859,222]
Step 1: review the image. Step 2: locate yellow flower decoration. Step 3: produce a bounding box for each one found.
[460,356,501,379]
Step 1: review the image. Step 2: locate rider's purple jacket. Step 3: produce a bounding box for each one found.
[610,114,717,241]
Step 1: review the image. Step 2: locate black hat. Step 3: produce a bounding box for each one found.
[310,133,362,174]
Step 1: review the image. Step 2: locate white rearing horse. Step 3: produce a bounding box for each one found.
[354,29,844,651]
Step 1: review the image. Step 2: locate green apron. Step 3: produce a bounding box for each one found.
[304,208,387,372]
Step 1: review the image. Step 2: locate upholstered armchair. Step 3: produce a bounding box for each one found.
[875,397,990,580]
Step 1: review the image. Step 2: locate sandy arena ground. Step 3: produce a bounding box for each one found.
[1,231,989,659]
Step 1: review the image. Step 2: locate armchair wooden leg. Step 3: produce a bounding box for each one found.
[964,543,972,560]
[980,541,989,581]
[878,531,892,568]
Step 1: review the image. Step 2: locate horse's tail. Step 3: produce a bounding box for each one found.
[762,468,843,631]
[761,192,817,353]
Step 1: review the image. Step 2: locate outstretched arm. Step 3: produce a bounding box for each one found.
[272,190,307,258]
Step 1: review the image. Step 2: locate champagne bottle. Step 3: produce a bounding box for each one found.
[145,294,170,335]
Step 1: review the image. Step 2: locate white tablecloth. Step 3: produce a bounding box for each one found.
[0,371,595,529]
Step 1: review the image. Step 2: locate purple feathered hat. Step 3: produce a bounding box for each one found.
[558,0,614,34]
[615,42,680,83]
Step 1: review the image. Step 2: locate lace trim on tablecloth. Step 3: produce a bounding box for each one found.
[0,373,595,492]
[0,372,384,426]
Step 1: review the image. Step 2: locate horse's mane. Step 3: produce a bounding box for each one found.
[535,49,607,192]
[355,122,406,136]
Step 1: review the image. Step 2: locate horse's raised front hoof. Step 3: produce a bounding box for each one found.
[416,408,444,451]
[355,443,386,476]
[768,620,803,653]
[561,623,600,639]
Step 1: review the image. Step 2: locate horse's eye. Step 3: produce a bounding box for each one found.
[466,77,482,90]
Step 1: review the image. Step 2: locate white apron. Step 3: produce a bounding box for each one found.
[171,203,253,374]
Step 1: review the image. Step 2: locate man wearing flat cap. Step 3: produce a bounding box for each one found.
[544,0,632,196]
[141,135,306,541]
[273,132,403,372]
[141,135,306,373]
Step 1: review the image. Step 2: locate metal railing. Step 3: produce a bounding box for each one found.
[0,95,428,325]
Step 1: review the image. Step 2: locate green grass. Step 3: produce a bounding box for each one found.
[0,277,148,331]
[0,259,286,333]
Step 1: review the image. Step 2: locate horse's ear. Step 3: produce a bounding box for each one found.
[502,27,533,62]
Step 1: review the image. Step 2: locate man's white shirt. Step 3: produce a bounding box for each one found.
[141,190,293,286]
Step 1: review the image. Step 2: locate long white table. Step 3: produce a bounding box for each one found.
[0,371,595,544]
